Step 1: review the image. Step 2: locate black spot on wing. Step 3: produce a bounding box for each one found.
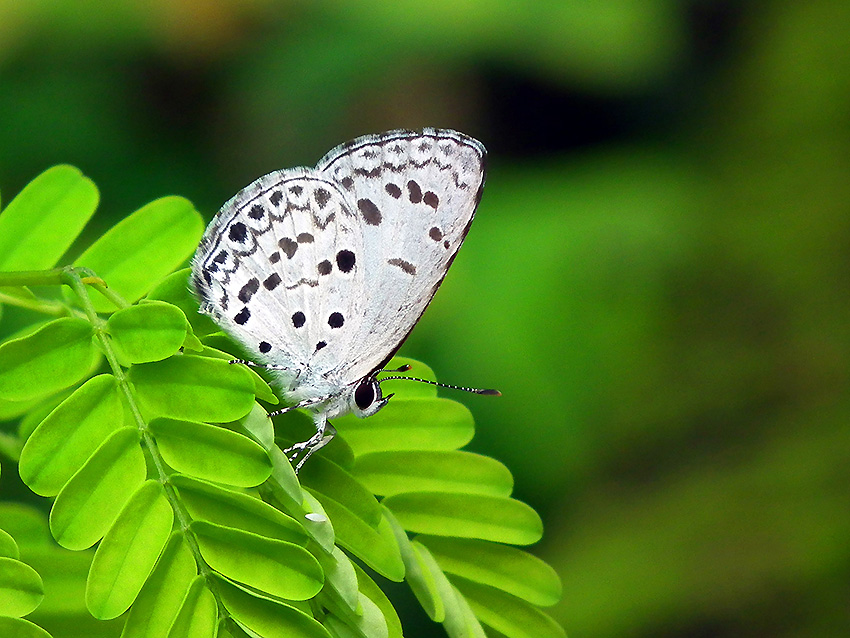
[357,198,382,225]
[229,222,247,243]
[429,227,443,241]
[423,191,439,210]
[279,237,298,259]
[259,341,271,353]
[407,180,422,204]
[318,260,332,275]
[385,183,401,198]
[263,273,281,290]
[314,188,331,208]
[234,307,250,325]
[292,311,306,328]
[336,250,356,273]
[297,232,314,243]
[249,204,265,220]
[269,191,283,206]
[238,278,259,302]
[328,312,344,328]
[388,258,416,275]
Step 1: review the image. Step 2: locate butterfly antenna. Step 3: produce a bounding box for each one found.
[378,374,500,396]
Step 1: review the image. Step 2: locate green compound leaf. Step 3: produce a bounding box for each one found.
[0,556,44,617]
[123,533,197,638]
[74,196,204,312]
[384,492,543,546]
[167,575,216,638]
[106,301,189,365]
[215,576,331,638]
[130,355,255,422]
[419,537,562,607]
[0,165,98,271]
[0,617,53,638]
[353,450,514,497]
[49,427,147,550]
[452,578,566,638]
[86,480,174,620]
[300,456,382,529]
[172,474,309,546]
[193,521,324,601]
[19,374,122,497]
[0,529,19,559]
[149,418,272,487]
[0,317,97,402]
[311,493,404,582]
[334,398,474,456]
[315,545,360,617]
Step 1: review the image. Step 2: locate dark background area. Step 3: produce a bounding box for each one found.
[1,1,849,636]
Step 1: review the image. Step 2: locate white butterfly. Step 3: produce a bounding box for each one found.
[192,128,496,469]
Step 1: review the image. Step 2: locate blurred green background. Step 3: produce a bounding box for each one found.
[1,1,849,636]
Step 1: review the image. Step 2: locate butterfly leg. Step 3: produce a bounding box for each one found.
[284,415,337,472]
[229,359,291,372]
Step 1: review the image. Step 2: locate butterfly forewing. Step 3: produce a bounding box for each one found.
[316,128,486,381]
[193,128,486,399]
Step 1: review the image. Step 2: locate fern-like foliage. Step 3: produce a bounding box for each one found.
[0,166,564,638]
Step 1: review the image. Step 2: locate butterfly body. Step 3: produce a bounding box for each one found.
[192,128,486,465]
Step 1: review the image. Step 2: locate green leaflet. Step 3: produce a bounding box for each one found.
[413,542,485,638]
[49,427,147,550]
[192,521,323,600]
[123,533,197,638]
[19,374,122,497]
[215,576,331,638]
[419,536,562,607]
[149,418,272,487]
[0,529,18,559]
[0,317,97,402]
[171,474,309,545]
[107,301,189,365]
[146,268,220,338]
[196,347,278,405]
[352,450,514,497]
[236,402,275,450]
[383,509,443,622]
[314,545,359,617]
[383,492,543,545]
[352,564,402,638]
[0,556,44,617]
[0,617,53,638]
[73,195,204,312]
[300,456,382,529]
[0,165,98,271]
[130,355,255,423]
[167,576,216,638]
[86,481,174,620]
[310,492,404,582]
[453,578,566,638]
[324,592,387,638]
[333,398,475,456]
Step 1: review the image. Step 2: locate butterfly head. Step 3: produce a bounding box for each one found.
[349,376,393,418]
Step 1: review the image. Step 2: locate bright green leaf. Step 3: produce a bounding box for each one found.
[195,347,278,405]
[0,165,98,271]
[19,374,122,496]
[146,268,220,337]
[130,355,255,422]
[107,301,189,364]
[49,427,147,550]
[383,509,443,621]
[420,536,562,607]
[235,403,275,450]
[300,456,382,528]
[149,418,271,487]
[86,481,174,619]
[0,617,53,638]
[334,399,474,456]
[325,592,388,638]
[74,196,204,312]
[353,450,513,497]
[0,529,18,559]
[0,557,44,617]
[172,474,308,545]
[167,575,217,638]
[216,576,331,638]
[123,533,197,638]
[353,564,402,638]
[299,491,335,555]
[0,317,97,402]
[384,492,543,545]
[315,546,359,617]
[311,492,404,582]
[453,578,566,638]
[193,521,323,600]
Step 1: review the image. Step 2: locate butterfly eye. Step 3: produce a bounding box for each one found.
[351,377,388,418]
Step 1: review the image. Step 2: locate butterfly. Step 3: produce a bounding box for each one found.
[191,128,497,469]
